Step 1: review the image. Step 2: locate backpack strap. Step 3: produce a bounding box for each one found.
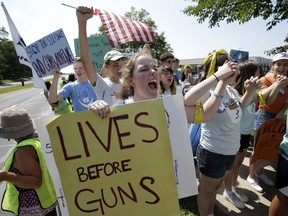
[71,82,75,103]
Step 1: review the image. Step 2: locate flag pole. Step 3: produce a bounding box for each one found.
[61,3,77,10]
[61,3,98,15]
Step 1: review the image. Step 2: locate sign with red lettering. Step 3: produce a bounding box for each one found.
[47,99,180,216]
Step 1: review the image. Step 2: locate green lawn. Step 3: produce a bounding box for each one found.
[179,196,199,216]
[0,78,53,95]
[0,83,34,94]
[179,195,225,216]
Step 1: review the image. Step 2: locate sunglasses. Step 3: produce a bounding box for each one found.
[165,60,173,64]
[172,60,179,63]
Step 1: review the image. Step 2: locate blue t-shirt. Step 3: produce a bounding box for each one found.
[61,81,97,112]
[173,69,181,80]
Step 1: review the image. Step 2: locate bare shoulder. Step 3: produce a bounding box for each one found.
[15,145,37,158]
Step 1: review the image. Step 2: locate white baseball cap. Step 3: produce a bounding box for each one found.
[272,52,288,62]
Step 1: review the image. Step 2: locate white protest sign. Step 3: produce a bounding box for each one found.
[163,94,198,198]
[26,28,75,77]
[37,116,69,216]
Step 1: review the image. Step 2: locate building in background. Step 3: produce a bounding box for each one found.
[180,56,272,74]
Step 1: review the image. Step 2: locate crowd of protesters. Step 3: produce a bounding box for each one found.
[0,5,288,216]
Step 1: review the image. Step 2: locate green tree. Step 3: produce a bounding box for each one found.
[97,7,173,61]
[182,0,288,55]
[0,27,31,80]
[0,27,9,39]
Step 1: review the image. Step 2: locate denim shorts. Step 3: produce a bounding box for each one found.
[196,145,235,178]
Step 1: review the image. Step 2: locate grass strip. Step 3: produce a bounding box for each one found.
[0,83,34,95]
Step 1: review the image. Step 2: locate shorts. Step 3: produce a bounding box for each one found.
[196,145,235,178]
[239,134,251,152]
[254,109,276,130]
[276,154,288,196]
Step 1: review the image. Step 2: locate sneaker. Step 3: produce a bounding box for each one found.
[255,173,275,186]
[233,189,249,203]
[223,190,246,209]
[247,176,263,192]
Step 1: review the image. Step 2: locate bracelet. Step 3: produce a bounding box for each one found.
[209,90,224,99]
[213,74,219,82]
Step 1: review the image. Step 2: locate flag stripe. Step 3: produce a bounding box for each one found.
[110,12,128,43]
[139,21,155,42]
[115,14,136,42]
[98,9,155,48]
[123,17,141,42]
[99,10,119,48]
[133,20,150,41]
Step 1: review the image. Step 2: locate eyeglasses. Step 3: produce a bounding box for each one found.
[165,60,173,64]
[172,60,179,63]
[160,66,173,74]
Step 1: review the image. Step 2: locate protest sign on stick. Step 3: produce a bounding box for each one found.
[74,35,112,72]
[26,28,75,77]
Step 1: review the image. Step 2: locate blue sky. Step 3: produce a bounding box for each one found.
[1,0,287,62]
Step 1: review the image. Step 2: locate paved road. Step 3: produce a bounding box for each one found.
[0,88,55,216]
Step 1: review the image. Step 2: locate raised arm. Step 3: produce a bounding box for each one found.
[77,6,98,86]
[48,68,64,104]
[260,75,288,105]
[241,76,262,107]
[184,61,238,123]
[184,61,236,106]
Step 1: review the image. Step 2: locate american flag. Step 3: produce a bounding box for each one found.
[98,9,155,48]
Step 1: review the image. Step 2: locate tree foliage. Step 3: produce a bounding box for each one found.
[183,0,288,55]
[97,7,173,61]
[0,27,32,80]
[0,27,9,39]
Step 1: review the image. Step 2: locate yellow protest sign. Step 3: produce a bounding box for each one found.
[47,99,180,216]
